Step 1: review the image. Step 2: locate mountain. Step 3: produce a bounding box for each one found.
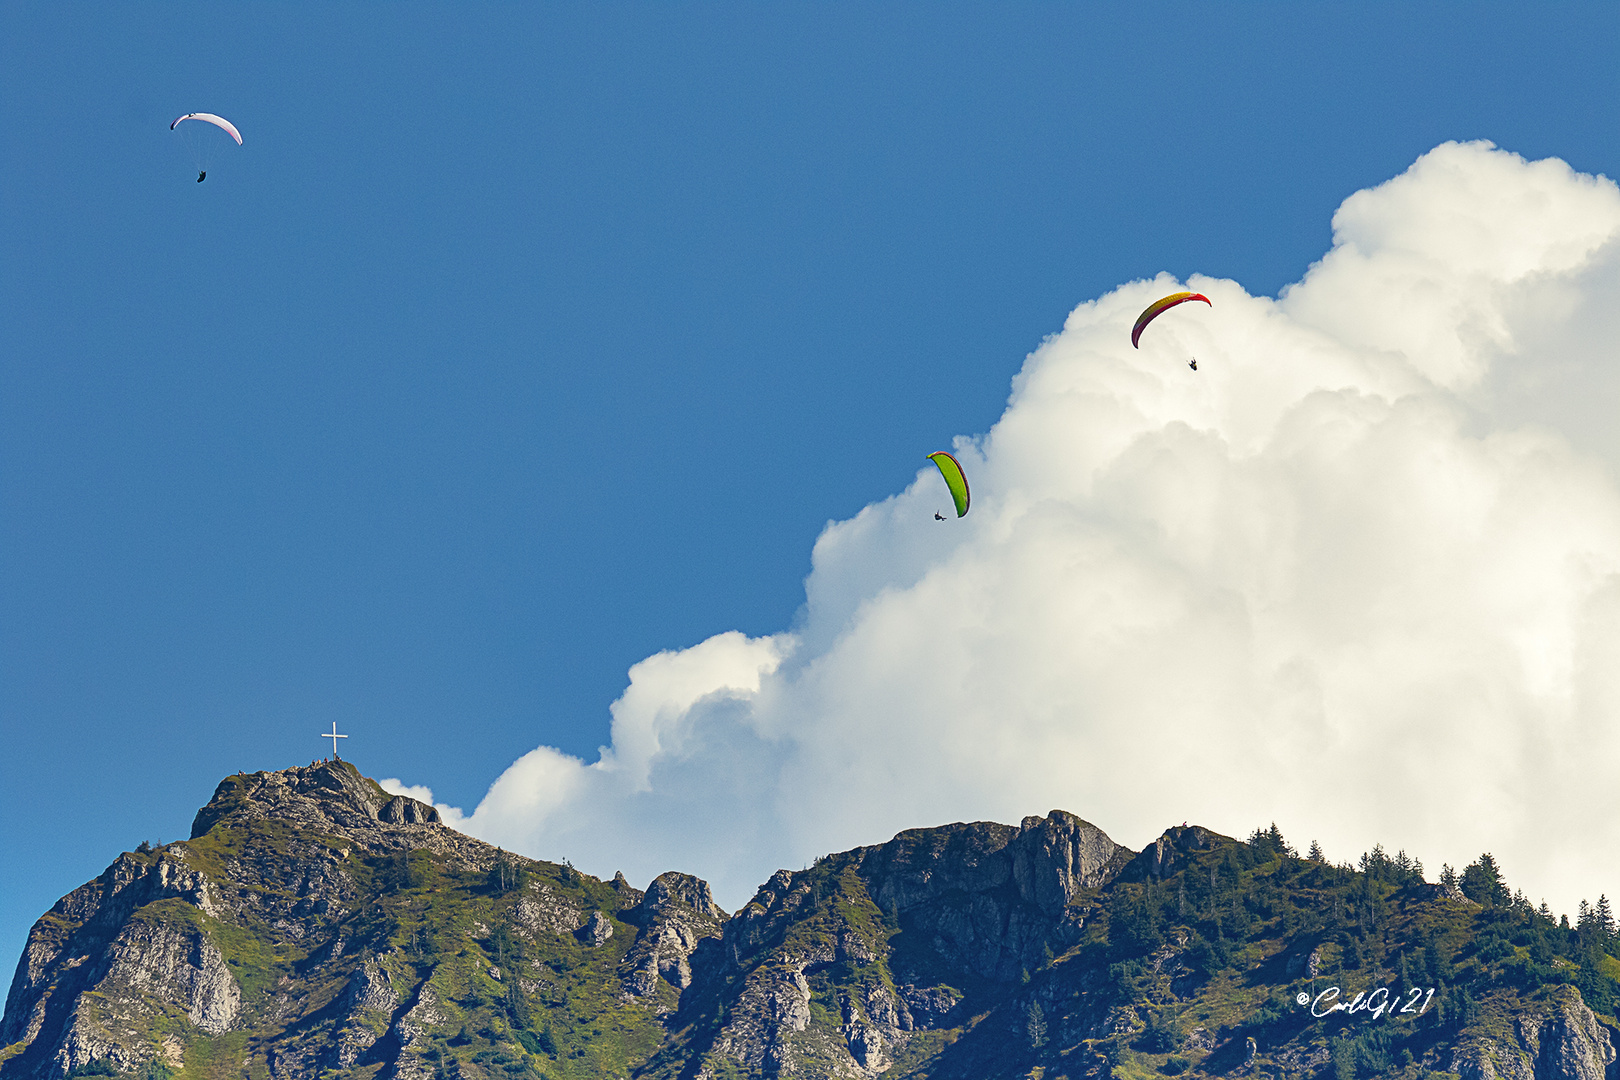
[2,762,1617,1080]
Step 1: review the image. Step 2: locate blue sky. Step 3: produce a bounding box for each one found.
[4,4,1620,973]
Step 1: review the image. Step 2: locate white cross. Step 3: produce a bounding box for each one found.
[322,722,348,758]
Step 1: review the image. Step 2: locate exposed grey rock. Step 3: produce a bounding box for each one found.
[377,796,437,825]
[1536,988,1617,1080]
[2,846,221,1052]
[577,910,614,947]
[1416,880,1479,905]
[1011,811,1134,911]
[898,983,961,1029]
[388,984,447,1080]
[708,964,817,1075]
[27,917,240,1077]
[621,872,727,1000]
[678,811,1131,1077]
[1284,944,1322,979]
[1449,987,1617,1080]
[857,810,1129,982]
[512,884,584,936]
[1117,823,1221,883]
[863,981,906,1032]
[10,760,1617,1080]
[330,960,398,1068]
[1454,1040,1537,1080]
[188,762,440,840]
[610,870,643,909]
[842,1014,887,1074]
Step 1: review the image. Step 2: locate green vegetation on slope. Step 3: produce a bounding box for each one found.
[930,827,1620,1079]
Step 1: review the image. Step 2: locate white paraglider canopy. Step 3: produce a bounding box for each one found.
[170,113,242,144]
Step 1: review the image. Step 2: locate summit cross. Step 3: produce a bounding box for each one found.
[322,722,348,759]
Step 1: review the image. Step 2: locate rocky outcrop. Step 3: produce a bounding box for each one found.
[189,762,439,841]
[329,961,397,1068]
[675,812,1132,1078]
[1416,880,1479,905]
[621,873,727,1000]
[858,810,1129,982]
[576,910,614,947]
[108,920,240,1035]
[1117,824,1222,883]
[512,883,585,937]
[707,964,817,1075]
[1449,987,1618,1080]
[1535,991,1619,1080]
[0,841,245,1079]
[1284,944,1321,979]
[12,917,239,1077]
[388,984,447,1080]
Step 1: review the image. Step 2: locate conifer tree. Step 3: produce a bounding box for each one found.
[1025,1000,1047,1049]
[1460,854,1507,906]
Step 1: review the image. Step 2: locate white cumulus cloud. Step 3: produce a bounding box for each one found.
[406,142,1620,917]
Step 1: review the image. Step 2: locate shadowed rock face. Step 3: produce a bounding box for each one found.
[666,811,1136,1079]
[859,811,1129,916]
[857,810,1131,983]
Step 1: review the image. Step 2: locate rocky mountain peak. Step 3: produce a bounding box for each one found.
[858,808,1131,920]
[188,759,439,840]
[1120,822,1223,882]
[637,871,724,922]
[620,873,728,1001]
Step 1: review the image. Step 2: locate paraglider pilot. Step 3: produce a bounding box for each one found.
[197,171,206,183]
[1188,357,1197,371]
[935,512,946,521]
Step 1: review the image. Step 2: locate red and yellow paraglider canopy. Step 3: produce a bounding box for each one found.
[1132,291,1210,348]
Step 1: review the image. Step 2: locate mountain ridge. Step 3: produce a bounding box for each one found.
[3,761,1617,1080]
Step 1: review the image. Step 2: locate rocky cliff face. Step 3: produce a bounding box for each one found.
[653,810,1132,1080]
[1448,986,1618,1080]
[858,810,1131,984]
[4,763,1618,1080]
[620,874,726,1003]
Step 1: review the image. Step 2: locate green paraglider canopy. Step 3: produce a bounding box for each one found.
[928,452,970,518]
